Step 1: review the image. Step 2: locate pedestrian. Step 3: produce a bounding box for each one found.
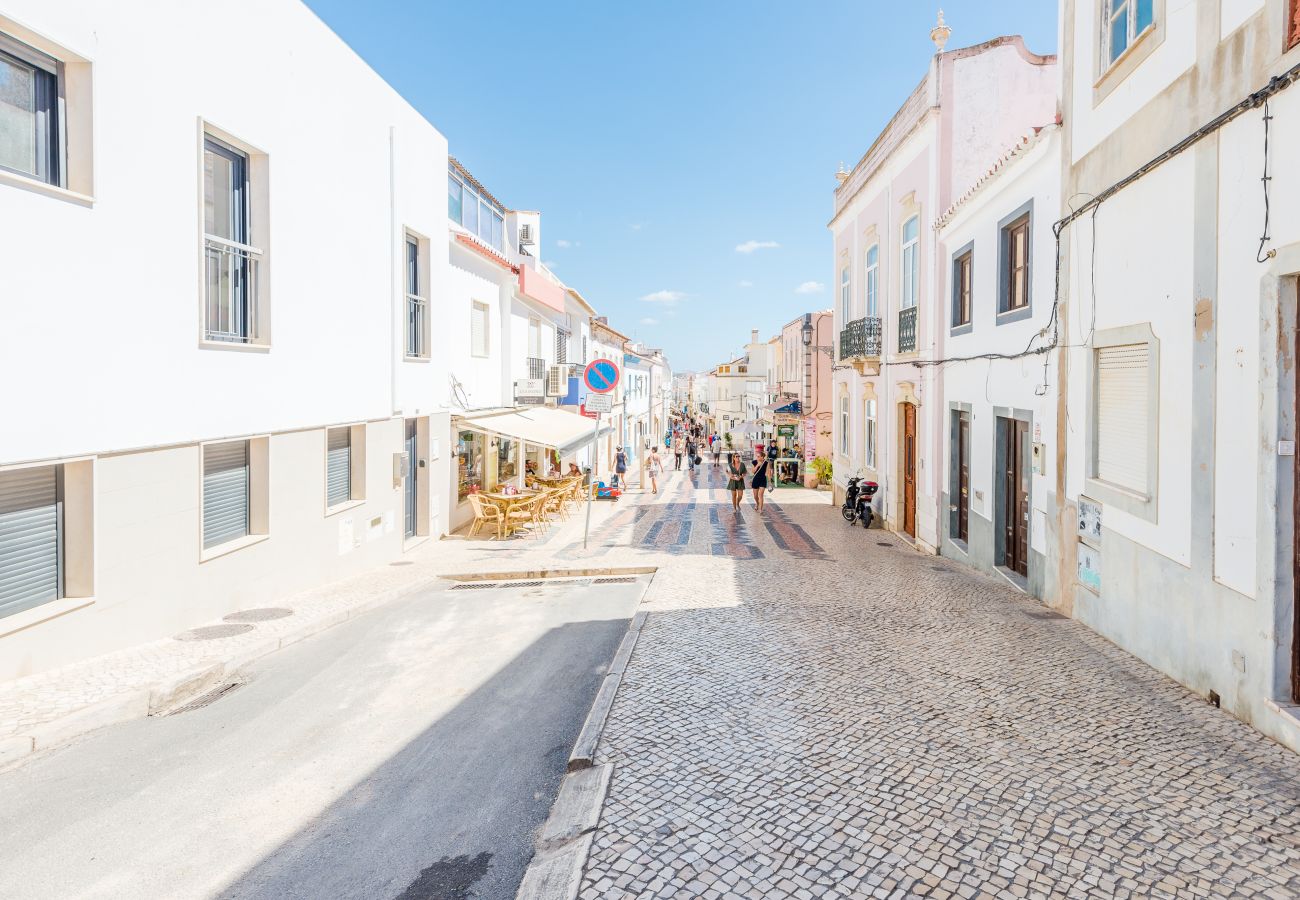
[673,434,684,470]
[711,434,721,466]
[686,437,697,471]
[645,446,663,494]
[613,446,627,489]
[726,449,746,512]
[750,445,772,514]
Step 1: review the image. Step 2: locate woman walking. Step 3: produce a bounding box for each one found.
[750,446,772,514]
[645,446,663,494]
[673,434,684,470]
[726,450,746,512]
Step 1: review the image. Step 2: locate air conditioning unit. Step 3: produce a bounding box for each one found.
[546,365,568,397]
[519,224,535,246]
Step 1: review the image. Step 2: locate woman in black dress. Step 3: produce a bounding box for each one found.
[726,451,746,512]
[750,446,772,514]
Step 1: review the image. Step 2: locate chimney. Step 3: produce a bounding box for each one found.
[930,9,951,52]
[751,329,759,344]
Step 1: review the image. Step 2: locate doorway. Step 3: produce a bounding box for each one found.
[955,411,970,543]
[902,403,917,538]
[999,416,1029,577]
[404,418,418,538]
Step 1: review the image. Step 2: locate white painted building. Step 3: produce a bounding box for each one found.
[0,0,451,681]
[1055,0,1300,752]
[935,125,1063,599]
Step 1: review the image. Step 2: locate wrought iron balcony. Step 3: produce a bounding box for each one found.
[839,317,882,361]
[898,307,918,353]
[204,236,263,344]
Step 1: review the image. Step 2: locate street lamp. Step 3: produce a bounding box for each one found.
[801,316,835,358]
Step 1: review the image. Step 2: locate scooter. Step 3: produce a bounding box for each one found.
[841,476,879,528]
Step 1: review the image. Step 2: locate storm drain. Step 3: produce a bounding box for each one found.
[163,681,243,716]
[174,624,255,641]
[593,576,637,585]
[223,607,293,623]
[876,541,892,547]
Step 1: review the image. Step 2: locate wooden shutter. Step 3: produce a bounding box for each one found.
[0,466,59,616]
[326,428,351,507]
[203,441,249,548]
[1096,343,1149,493]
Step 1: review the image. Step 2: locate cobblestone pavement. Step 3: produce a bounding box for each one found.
[575,469,1300,900]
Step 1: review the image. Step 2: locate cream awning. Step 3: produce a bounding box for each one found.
[455,406,612,456]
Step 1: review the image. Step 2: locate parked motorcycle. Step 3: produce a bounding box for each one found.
[841,476,879,528]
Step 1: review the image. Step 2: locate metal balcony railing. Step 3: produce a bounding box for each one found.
[406,293,428,357]
[527,357,546,380]
[839,316,883,360]
[898,306,917,353]
[204,236,262,343]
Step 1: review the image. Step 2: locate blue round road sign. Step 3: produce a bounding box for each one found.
[583,359,620,394]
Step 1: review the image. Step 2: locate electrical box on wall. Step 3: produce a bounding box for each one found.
[1031,442,1045,474]
[393,452,409,484]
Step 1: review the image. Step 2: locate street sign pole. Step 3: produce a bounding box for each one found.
[583,412,601,550]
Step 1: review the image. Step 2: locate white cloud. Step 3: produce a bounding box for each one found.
[795,281,825,294]
[641,290,686,305]
[556,239,572,248]
[735,240,780,254]
[630,223,644,231]
[640,317,659,326]
[738,280,754,288]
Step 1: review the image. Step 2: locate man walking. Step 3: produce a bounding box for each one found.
[673,434,684,470]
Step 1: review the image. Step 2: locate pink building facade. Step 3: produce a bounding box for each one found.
[829,35,1056,551]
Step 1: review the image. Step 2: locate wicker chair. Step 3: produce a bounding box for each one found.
[467,493,506,540]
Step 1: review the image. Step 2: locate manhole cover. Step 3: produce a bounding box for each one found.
[594,576,637,585]
[223,608,293,623]
[174,624,255,641]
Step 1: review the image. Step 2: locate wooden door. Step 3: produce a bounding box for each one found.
[903,403,917,537]
[1002,418,1029,576]
[1294,290,1300,702]
[957,415,970,543]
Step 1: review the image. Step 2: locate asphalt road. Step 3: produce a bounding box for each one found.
[0,576,644,900]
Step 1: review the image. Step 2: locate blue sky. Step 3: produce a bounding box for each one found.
[304,1,1058,372]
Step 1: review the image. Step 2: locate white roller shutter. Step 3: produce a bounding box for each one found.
[203,441,249,549]
[471,303,488,357]
[326,428,351,507]
[1096,343,1149,493]
[0,466,60,617]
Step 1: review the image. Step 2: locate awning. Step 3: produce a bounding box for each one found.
[766,400,802,415]
[455,406,612,456]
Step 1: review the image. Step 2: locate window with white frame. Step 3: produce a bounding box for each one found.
[840,265,851,322]
[447,165,505,251]
[203,440,250,549]
[470,301,490,357]
[325,427,352,508]
[1103,0,1155,66]
[1088,324,1159,520]
[839,395,850,455]
[405,234,428,357]
[865,245,879,317]
[864,399,877,469]
[901,216,919,309]
[0,33,61,186]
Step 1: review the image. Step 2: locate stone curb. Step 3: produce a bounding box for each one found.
[516,612,649,900]
[0,576,441,772]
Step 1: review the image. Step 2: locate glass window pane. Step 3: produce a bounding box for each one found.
[0,54,36,176]
[1110,7,1130,61]
[478,200,493,241]
[1135,0,1154,34]
[407,239,419,295]
[447,174,463,223]
[903,216,918,243]
[463,188,479,233]
[203,141,245,243]
[867,245,878,267]
[491,211,503,250]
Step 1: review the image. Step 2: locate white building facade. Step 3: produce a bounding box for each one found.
[0,0,451,681]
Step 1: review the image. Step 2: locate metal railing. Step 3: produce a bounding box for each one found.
[839,316,883,360]
[406,293,428,357]
[204,236,262,343]
[526,357,546,380]
[898,306,917,353]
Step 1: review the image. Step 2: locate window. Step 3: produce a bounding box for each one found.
[1290,0,1300,50]
[203,441,249,549]
[447,166,505,251]
[1103,0,1155,65]
[864,399,877,469]
[0,34,60,186]
[997,202,1033,322]
[204,136,262,344]
[865,245,879,317]
[839,395,850,455]
[0,465,60,615]
[840,266,851,322]
[326,427,351,508]
[952,246,973,330]
[406,234,428,358]
[457,430,485,502]
[1095,344,1149,493]
[471,301,490,357]
[556,328,569,365]
[901,216,919,309]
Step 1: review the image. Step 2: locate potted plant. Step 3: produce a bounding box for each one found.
[810,456,833,488]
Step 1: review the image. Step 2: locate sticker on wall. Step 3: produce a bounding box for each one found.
[1078,497,1102,544]
[1078,543,1101,593]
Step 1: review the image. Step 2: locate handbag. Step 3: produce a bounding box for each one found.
[694,455,702,465]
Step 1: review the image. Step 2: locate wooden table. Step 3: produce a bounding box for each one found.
[478,491,542,538]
